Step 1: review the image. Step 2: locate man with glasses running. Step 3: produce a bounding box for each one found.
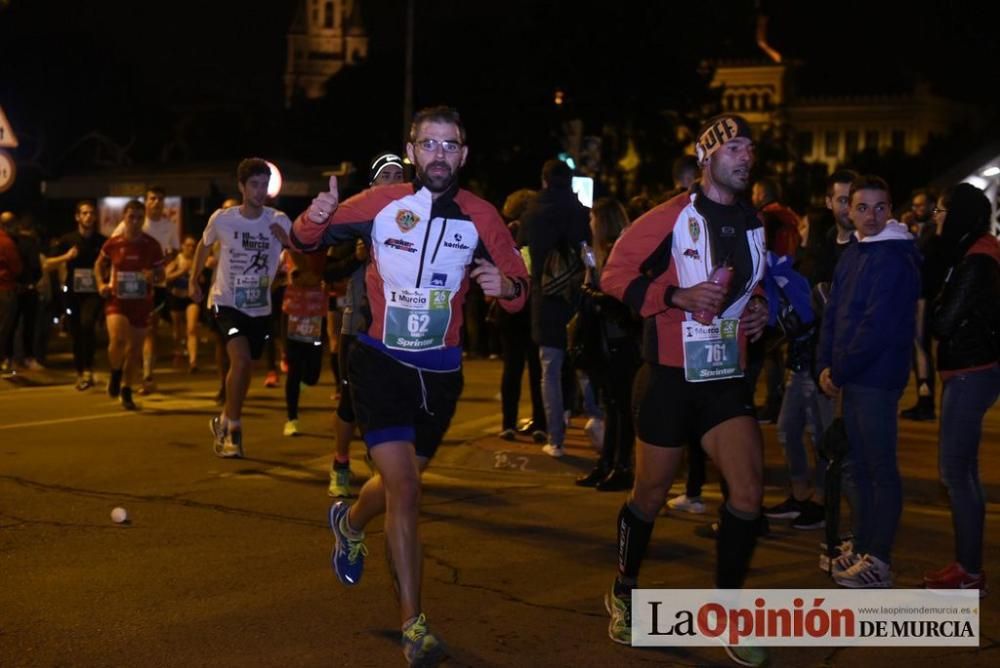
[291,106,528,667]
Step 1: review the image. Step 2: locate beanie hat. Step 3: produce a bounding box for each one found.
[696,114,753,164]
[369,153,404,185]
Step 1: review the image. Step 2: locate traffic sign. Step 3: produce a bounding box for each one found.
[0,105,18,148]
[0,150,15,193]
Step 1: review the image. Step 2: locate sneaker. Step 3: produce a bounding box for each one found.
[531,430,547,444]
[106,371,122,399]
[120,387,137,411]
[667,494,707,514]
[328,465,351,498]
[723,643,768,667]
[791,500,825,530]
[923,562,987,597]
[215,429,244,459]
[137,377,155,395]
[541,443,564,458]
[264,370,279,388]
[329,501,367,585]
[604,586,631,645]
[834,553,893,588]
[821,541,859,575]
[283,419,300,437]
[401,613,447,667]
[209,416,227,450]
[584,417,605,452]
[498,428,516,441]
[763,495,802,520]
[75,376,92,391]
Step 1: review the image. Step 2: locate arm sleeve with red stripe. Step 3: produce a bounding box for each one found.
[462,194,529,314]
[600,208,678,318]
[290,185,399,250]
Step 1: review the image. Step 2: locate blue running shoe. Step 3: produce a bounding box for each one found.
[329,501,367,585]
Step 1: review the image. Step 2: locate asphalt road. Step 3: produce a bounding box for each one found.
[1,345,998,667]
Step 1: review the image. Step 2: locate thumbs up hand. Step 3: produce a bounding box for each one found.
[306,175,340,224]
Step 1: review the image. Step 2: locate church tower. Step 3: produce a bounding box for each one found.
[284,0,369,107]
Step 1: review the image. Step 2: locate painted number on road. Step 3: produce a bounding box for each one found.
[494,450,530,472]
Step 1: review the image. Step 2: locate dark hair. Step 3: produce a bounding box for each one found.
[940,183,992,249]
[409,106,466,144]
[849,174,891,203]
[672,155,700,183]
[826,169,860,197]
[590,197,630,268]
[75,199,97,214]
[541,159,572,190]
[236,158,271,185]
[754,177,781,204]
[123,199,145,216]
[145,185,166,197]
[502,188,538,221]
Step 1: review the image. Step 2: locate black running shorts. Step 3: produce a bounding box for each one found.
[336,333,358,423]
[213,305,271,360]
[632,363,755,447]
[348,341,463,459]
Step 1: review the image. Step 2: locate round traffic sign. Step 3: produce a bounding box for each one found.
[0,150,15,193]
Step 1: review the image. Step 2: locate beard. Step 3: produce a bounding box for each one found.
[416,160,457,193]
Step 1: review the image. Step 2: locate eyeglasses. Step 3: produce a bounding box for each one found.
[932,207,947,215]
[414,138,463,154]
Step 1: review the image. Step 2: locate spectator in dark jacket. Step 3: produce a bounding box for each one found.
[517,159,591,457]
[922,183,1000,596]
[818,175,921,589]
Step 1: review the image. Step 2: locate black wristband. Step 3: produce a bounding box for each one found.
[664,285,679,308]
[501,278,523,300]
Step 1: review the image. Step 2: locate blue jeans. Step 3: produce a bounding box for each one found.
[577,370,604,420]
[539,346,566,446]
[841,384,903,564]
[939,365,1000,573]
[777,370,833,492]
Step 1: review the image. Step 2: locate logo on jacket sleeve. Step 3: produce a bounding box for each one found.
[395,209,420,232]
[688,217,701,244]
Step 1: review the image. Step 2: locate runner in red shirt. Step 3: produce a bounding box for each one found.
[94,200,165,410]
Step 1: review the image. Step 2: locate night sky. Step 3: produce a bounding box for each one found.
[1,0,998,204]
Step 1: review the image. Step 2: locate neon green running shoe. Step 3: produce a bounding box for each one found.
[402,613,447,667]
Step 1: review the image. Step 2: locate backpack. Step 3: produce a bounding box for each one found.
[541,241,583,303]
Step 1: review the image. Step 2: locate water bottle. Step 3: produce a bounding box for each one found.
[693,262,733,325]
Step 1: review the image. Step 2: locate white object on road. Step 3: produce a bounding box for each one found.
[111,507,128,524]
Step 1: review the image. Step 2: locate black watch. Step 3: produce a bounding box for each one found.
[503,278,523,300]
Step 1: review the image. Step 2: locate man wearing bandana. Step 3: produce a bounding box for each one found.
[599,114,769,666]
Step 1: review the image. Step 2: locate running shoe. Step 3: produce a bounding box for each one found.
[763,495,802,519]
[834,554,893,588]
[329,501,367,585]
[283,419,300,437]
[328,465,351,498]
[541,443,564,458]
[604,585,631,645]
[667,494,707,514]
[402,613,447,667]
[923,562,987,598]
[264,370,279,388]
